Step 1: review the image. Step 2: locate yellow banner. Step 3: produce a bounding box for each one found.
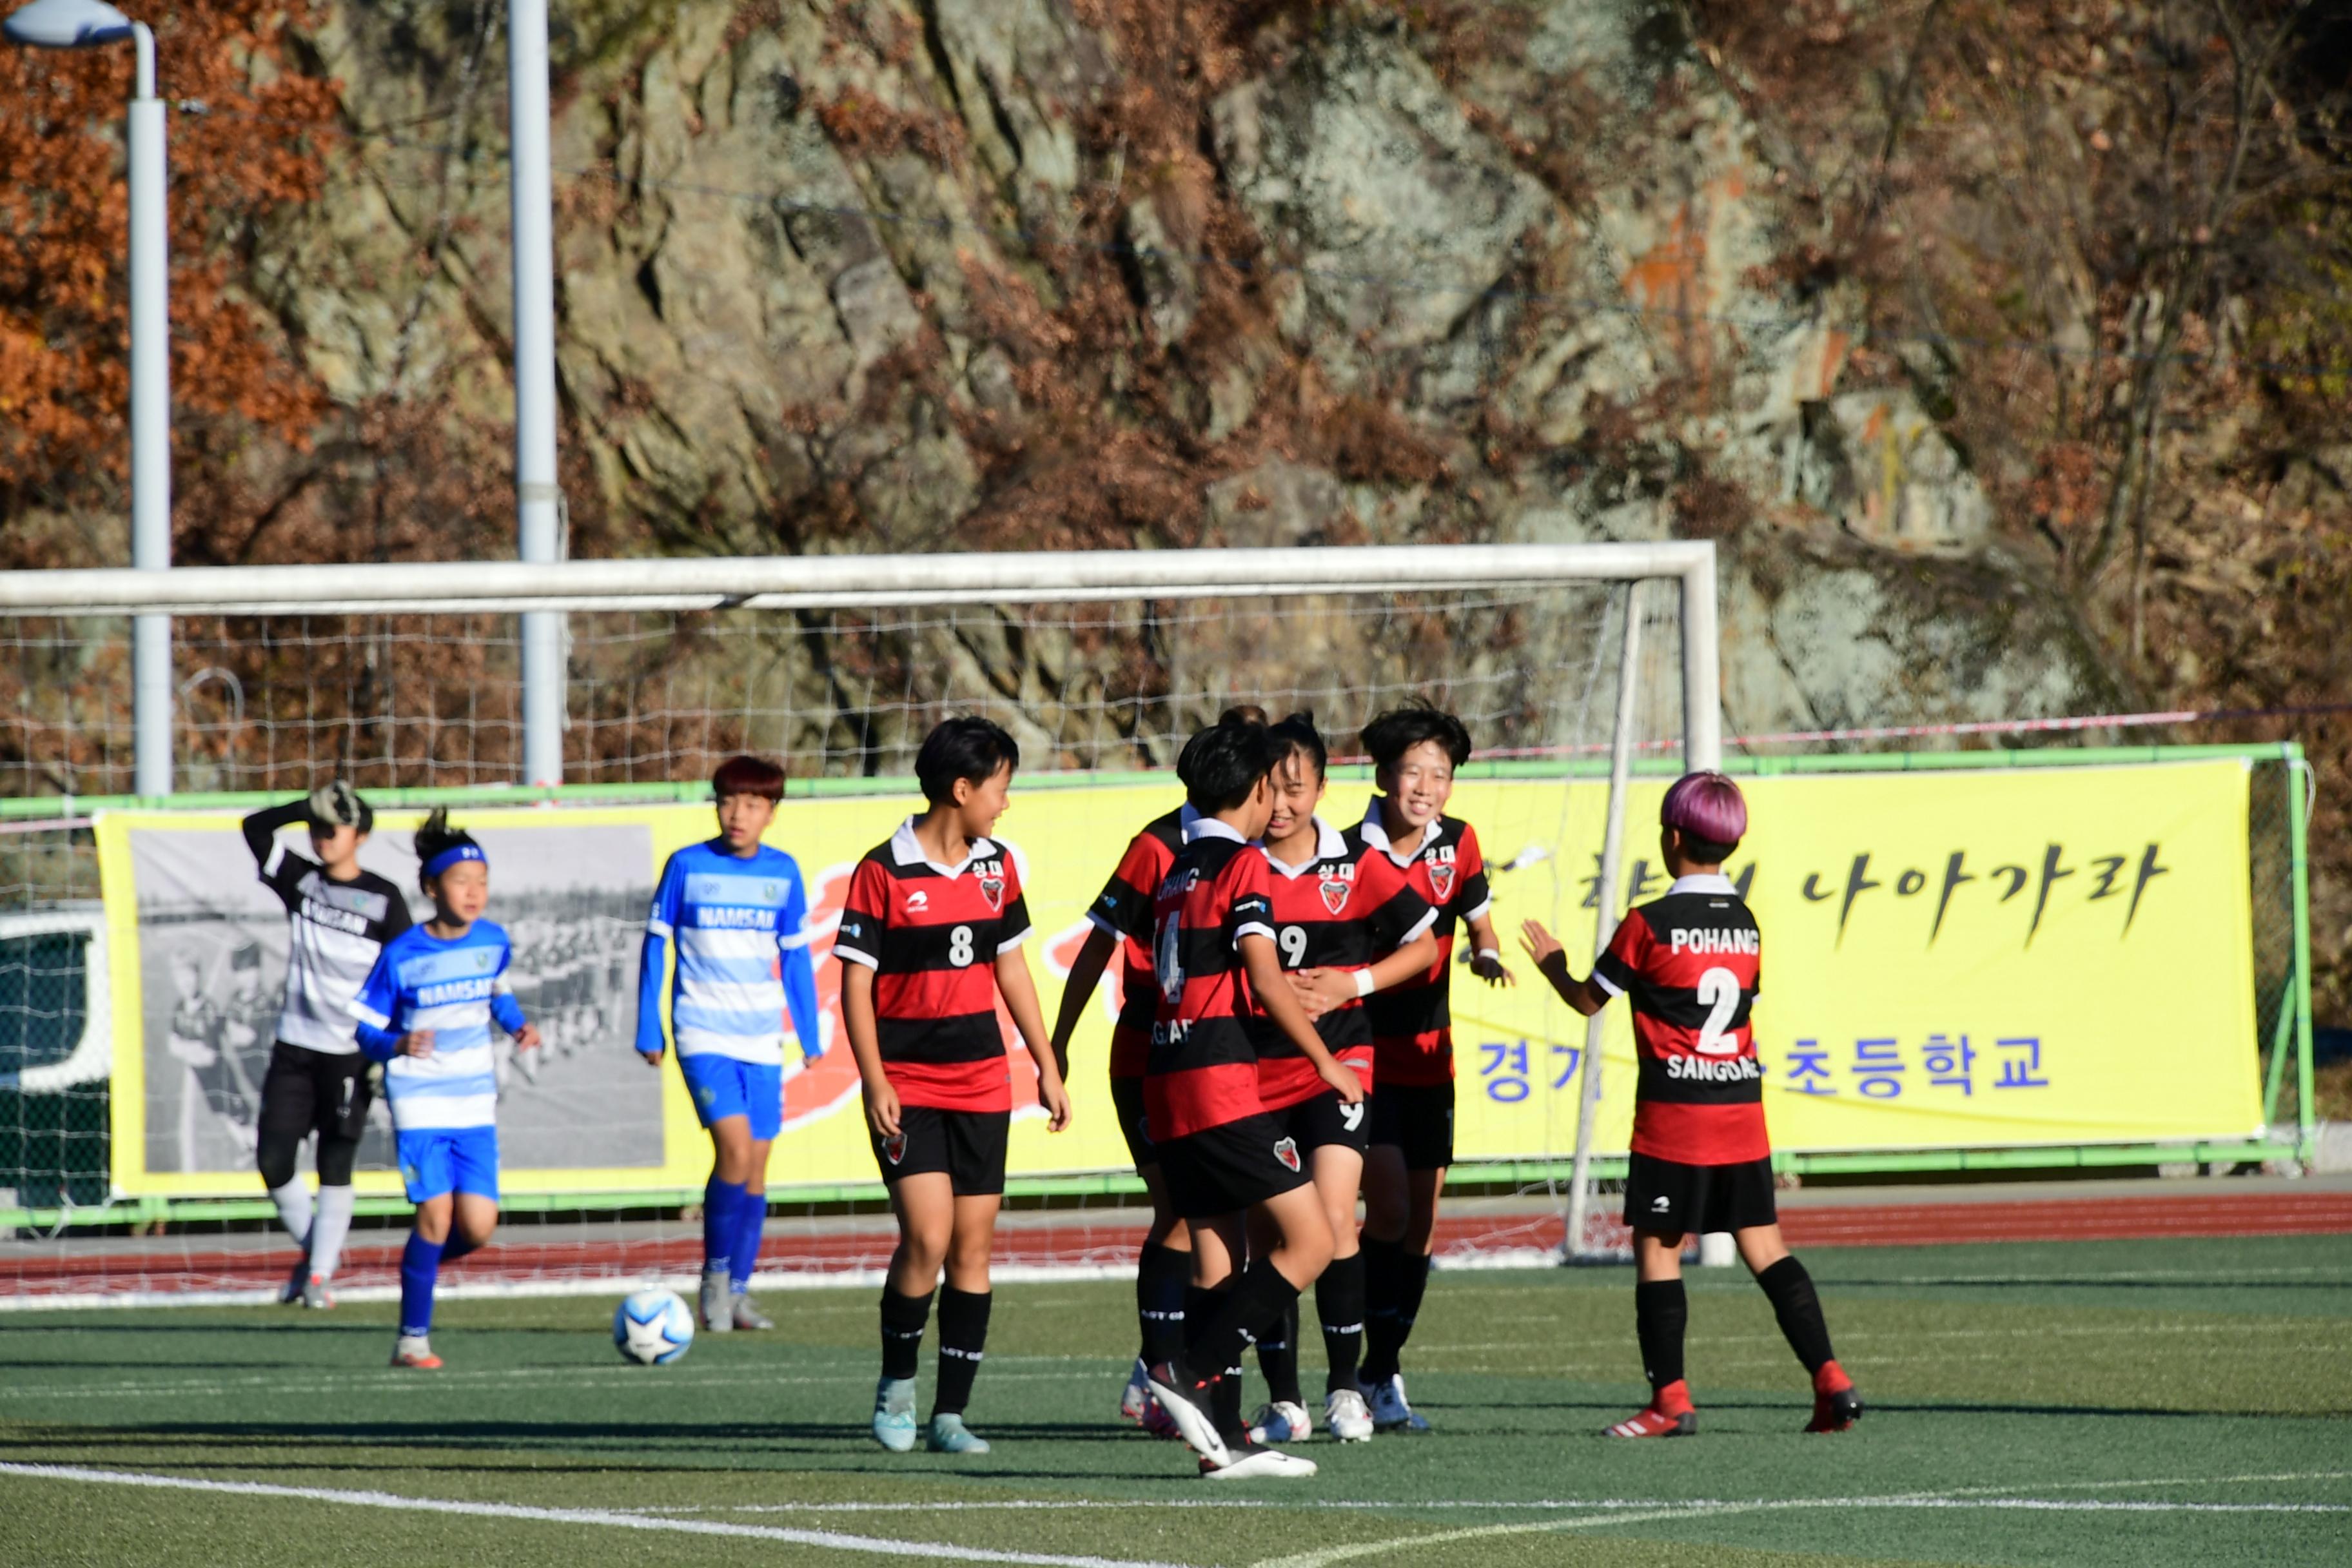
[95,759,2260,1198]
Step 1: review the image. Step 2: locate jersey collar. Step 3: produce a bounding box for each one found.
[1667,872,1737,897]
[1356,805,1442,867]
[889,816,998,877]
[1260,815,1346,878]
[1182,815,1249,847]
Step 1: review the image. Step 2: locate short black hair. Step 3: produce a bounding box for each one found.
[1268,710,1327,779]
[712,754,785,801]
[1360,702,1473,770]
[1182,716,1280,813]
[915,716,1019,805]
[1218,703,1268,725]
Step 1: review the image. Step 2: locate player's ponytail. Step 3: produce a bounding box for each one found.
[413,808,487,887]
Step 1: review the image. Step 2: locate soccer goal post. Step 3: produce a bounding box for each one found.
[0,542,1716,1300]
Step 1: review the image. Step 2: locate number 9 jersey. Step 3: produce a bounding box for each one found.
[833,818,1034,1113]
[1591,872,1767,1165]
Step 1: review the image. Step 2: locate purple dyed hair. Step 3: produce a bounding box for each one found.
[1660,770,1747,851]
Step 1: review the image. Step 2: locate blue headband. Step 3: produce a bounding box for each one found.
[422,843,487,879]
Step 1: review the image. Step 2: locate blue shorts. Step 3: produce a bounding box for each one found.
[678,1054,783,1141]
[396,1126,500,1204]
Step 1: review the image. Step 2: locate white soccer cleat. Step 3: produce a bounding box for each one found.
[700,1267,732,1333]
[301,1273,335,1311]
[1144,1360,1231,1469]
[1119,1357,1152,1422]
[1201,1441,1318,1480]
[1324,1386,1374,1442]
[1248,1400,1312,1444]
[389,1335,441,1369]
[1362,1372,1429,1433]
[730,1291,774,1331]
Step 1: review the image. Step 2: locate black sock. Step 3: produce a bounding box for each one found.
[1254,1297,1302,1407]
[1360,1236,1404,1382]
[1755,1256,1835,1375]
[932,1288,992,1417]
[1213,1353,1246,1442]
[1136,1243,1190,1367]
[1318,1250,1367,1392]
[1634,1278,1688,1393]
[1393,1250,1433,1360]
[1184,1260,1302,1393]
[879,1288,932,1382]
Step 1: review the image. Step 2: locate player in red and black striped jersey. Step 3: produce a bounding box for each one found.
[1141,715,1360,1482]
[1243,713,1437,1446]
[1352,704,1514,1433]
[1522,771,1861,1439]
[836,718,1072,1458]
[1052,800,1188,1428]
[1048,707,1259,1434]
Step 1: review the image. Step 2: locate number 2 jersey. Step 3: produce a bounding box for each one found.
[832,818,1034,1113]
[1353,810,1492,1086]
[1591,872,1767,1165]
[1253,818,1435,1109]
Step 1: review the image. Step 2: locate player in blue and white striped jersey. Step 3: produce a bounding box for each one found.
[636,754,826,1333]
[353,810,540,1370]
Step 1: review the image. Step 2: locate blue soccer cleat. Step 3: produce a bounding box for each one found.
[925,1413,991,1454]
[871,1376,918,1453]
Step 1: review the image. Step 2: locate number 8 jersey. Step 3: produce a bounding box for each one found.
[1591,872,1767,1165]
[833,817,1034,1113]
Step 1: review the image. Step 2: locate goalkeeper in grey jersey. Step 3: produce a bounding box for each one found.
[242,782,412,1308]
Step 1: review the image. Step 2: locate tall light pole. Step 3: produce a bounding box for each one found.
[6,0,172,798]
[509,0,563,786]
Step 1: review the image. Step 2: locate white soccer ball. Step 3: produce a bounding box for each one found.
[612,1288,694,1365]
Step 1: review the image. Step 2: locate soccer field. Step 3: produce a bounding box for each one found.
[3,1235,2347,1568]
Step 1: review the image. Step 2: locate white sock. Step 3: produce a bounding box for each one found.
[309,1185,355,1280]
[270,1179,313,1251]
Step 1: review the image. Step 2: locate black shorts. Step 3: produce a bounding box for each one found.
[872,1104,1010,1196]
[1158,1113,1313,1220]
[1110,1075,1157,1168]
[1623,1152,1778,1236]
[1368,1079,1455,1170]
[1264,1087,1369,1157]
[259,1042,372,1146]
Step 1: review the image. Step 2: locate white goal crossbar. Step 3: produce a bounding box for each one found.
[0,540,1722,772]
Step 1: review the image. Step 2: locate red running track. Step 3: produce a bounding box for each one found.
[8,1190,2350,1298]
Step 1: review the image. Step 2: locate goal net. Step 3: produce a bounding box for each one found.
[0,544,1714,1304]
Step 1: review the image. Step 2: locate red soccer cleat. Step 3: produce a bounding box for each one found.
[1805,1360,1863,1433]
[1604,1380,1696,1438]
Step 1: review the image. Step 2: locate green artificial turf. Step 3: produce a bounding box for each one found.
[3,1235,2347,1567]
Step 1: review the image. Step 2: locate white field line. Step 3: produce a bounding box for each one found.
[0,1366,1108,1402]
[1250,1484,2352,1568]
[0,1464,1195,1568]
[620,1470,2352,1517]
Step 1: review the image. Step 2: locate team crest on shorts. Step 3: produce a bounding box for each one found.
[1273,1136,1301,1173]
[883,1132,908,1165]
[1318,874,1352,914]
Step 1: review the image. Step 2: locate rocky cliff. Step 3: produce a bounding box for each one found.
[262,0,2128,740]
